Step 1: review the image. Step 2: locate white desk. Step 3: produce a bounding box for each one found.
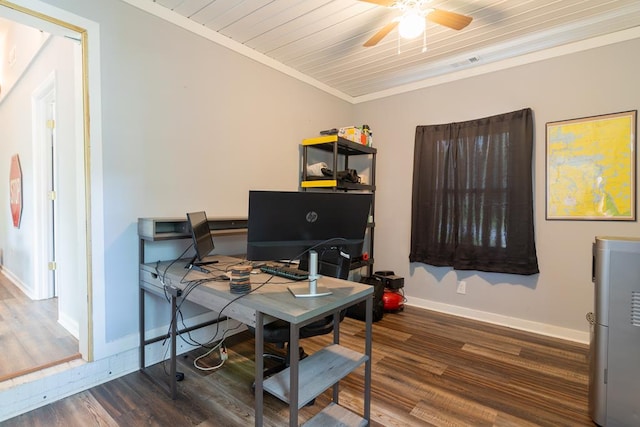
[139,255,373,427]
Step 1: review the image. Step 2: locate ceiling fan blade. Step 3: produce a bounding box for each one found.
[358,0,397,6]
[427,9,473,30]
[363,21,399,47]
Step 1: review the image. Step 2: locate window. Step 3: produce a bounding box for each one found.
[410,108,539,275]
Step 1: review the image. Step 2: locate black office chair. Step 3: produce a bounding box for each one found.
[250,249,350,389]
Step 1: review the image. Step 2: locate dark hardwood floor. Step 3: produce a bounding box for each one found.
[0,273,80,381]
[3,305,593,426]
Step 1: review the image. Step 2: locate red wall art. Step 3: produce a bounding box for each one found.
[9,154,23,228]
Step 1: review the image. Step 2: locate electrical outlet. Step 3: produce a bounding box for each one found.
[456,280,466,294]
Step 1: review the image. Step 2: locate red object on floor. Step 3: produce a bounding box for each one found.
[382,290,404,311]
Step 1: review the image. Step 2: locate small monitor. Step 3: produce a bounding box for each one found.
[186,211,217,270]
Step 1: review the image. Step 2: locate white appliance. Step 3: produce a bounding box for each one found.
[589,237,640,426]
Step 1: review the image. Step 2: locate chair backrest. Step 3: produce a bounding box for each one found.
[317,248,351,280]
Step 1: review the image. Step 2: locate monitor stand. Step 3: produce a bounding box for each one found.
[288,250,332,298]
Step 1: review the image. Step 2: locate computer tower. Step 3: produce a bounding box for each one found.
[589,237,640,426]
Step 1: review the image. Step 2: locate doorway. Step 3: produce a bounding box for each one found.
[0,1,92,380]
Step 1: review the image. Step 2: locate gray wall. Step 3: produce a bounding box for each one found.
[355,37,640,339]
[96,0,355,345]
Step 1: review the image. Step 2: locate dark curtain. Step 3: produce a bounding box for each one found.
[410,108,539,275]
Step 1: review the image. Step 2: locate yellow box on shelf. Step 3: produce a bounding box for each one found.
[302,135,340,145]
[302,134,374,151]
[301,180,338,188]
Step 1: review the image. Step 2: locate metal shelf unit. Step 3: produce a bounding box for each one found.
[300,135,377,276]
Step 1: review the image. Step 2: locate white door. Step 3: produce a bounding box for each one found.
[46,99,57,296]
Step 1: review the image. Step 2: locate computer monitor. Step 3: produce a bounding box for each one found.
[186,211,218,271]
[246,190,372,297]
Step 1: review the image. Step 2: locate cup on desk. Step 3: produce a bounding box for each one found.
[229,265,252,294]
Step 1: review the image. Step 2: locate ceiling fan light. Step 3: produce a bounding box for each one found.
[398,12,425,39]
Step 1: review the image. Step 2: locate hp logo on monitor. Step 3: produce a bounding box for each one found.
[306,211,318,223]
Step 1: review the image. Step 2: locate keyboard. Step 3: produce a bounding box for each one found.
[260,264,309,281]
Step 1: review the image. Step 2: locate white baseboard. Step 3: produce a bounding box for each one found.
[406,296,590,344]
[0,267,35,300]
[58,311,79,340]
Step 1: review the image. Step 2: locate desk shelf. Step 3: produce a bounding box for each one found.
[138,216,248,264]
[303,403,367,427]
[263,344,367,408]
[138,217,247,241]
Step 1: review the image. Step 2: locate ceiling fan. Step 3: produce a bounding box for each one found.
[361,0,473,47]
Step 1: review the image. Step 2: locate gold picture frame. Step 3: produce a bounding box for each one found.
[546,110,636,220]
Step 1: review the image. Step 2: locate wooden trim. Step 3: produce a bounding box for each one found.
[0,353,82,383]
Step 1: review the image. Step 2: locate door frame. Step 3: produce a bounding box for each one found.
[1,0,105,362]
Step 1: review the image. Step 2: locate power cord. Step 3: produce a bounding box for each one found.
[160,265,277,376]
[193,336,228,371]
[194,342,228,371]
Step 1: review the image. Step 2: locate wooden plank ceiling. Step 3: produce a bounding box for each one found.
[132,0,640,99]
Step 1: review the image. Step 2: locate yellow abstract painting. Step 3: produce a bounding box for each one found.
[546,111,636,220]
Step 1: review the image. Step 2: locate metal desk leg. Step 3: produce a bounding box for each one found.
[170,291,178,399]
[255,312,264,427]
[332,311,340,403]
[139,287,145,370]
[289,323,300,427]
[364,295,372,422]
